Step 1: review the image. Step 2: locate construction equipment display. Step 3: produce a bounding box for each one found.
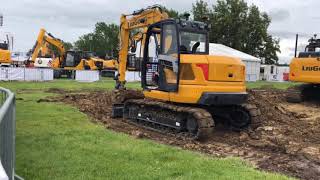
[0,35,11,66]
[112,5,260,140]
[0,14,12,67]
[28,29,115,78]
[288,34,320,102]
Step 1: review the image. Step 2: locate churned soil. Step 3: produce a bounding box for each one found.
[43,88,320,180]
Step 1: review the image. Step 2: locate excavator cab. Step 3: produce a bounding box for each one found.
[0,41,8,50]
[142,20,180,92]
[299,35,320,58]
[142,19,209,92]
[63,51,84,68]
[0,34,12,66]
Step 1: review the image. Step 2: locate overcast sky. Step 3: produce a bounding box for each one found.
[1,0,319,63]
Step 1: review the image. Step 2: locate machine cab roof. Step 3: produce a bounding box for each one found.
[299,35,320,58]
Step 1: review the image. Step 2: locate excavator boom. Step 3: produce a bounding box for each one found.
[28,28,65,67]
[116,5,168,89]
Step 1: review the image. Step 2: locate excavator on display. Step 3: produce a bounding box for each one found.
[28,29,113,78]
[111,5,260,140]
[0,14,13,67]
[0,35,11,66]
[83,51,117,71]
[287,34,320,102]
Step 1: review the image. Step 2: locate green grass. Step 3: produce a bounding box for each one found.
[246,81,299,90]
[0,80,295,179]
[0,78,141,92]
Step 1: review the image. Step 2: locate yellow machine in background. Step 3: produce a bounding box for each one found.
[112,5,259,140]
[0,34,12,66]
[28,28,67,69]
[29,29,106,78]
[0,14,13,66]
[288,34,320,102]
[82,51,117,71]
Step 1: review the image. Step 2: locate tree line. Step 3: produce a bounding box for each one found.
[68,0,280,64]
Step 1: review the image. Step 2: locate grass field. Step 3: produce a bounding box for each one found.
[0,80,296,179]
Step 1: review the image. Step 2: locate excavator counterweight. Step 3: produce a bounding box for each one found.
[287,34,320,102]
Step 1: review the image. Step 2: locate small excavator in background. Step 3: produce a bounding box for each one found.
[28,28,83,78]
[28,28,116,78]
[111,5,260,140]
[0,14,13,66]
[0,35,11,67]
[287,34,320,102]
[84,52,118,77]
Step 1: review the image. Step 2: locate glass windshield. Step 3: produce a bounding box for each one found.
[162,24,178,55]
[86,52,94,57]
[65,53,75,67]
[179,31,207,54]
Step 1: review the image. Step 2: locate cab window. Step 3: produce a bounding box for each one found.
[161,24,178,55]
[180,31,207,54]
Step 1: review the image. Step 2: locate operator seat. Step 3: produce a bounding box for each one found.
[164,68,177,84]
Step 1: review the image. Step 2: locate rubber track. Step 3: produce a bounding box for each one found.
[125,99,215,140]
[241,103,261,128]
[286,86,303,103]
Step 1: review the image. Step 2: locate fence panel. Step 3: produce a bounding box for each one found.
[7,68,24,81]
[0,88,15,180]
[0,67,54,82]
[24,68,53,81]
[75,70,100,82]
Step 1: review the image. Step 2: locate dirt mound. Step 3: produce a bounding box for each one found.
[49,88,320,180]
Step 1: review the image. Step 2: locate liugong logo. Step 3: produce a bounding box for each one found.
[302,66,320,71]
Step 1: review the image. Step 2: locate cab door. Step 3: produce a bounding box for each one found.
[142,21,180,92]
[158,23,180,92]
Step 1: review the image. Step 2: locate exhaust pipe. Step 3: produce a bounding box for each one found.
[294,34,299,58]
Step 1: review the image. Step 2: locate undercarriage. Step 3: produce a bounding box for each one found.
[112,90,261,140]
[286,84,320,103]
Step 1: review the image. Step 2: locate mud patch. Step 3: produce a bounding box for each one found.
[45,88,70,94]
[49,88,320,180]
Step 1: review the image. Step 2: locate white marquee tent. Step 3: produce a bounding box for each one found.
[132,41,261,82]
[209,43,261,82]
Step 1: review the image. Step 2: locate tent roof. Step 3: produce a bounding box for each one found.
[209,43,261,62]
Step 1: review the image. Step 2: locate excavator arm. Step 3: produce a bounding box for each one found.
[116,5,168,89]
[28,28,65,66]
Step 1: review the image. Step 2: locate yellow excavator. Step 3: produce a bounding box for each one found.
[28,28,83,78]
[111,5,260,140]
[83,51,117,71]
[0,34,12,66]
[28,29,114,78]
[0,14,13,67]
[288,34,320,102]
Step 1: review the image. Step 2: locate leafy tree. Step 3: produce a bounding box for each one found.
[75,23,119,58]
[62,41,73,51]
[192,0,210,22]
[47,41,73,56]
[160,6,180,18]
[192,0,281,64]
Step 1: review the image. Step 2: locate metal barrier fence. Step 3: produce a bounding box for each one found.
[0,67,53,81]
[0,88,15,180]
